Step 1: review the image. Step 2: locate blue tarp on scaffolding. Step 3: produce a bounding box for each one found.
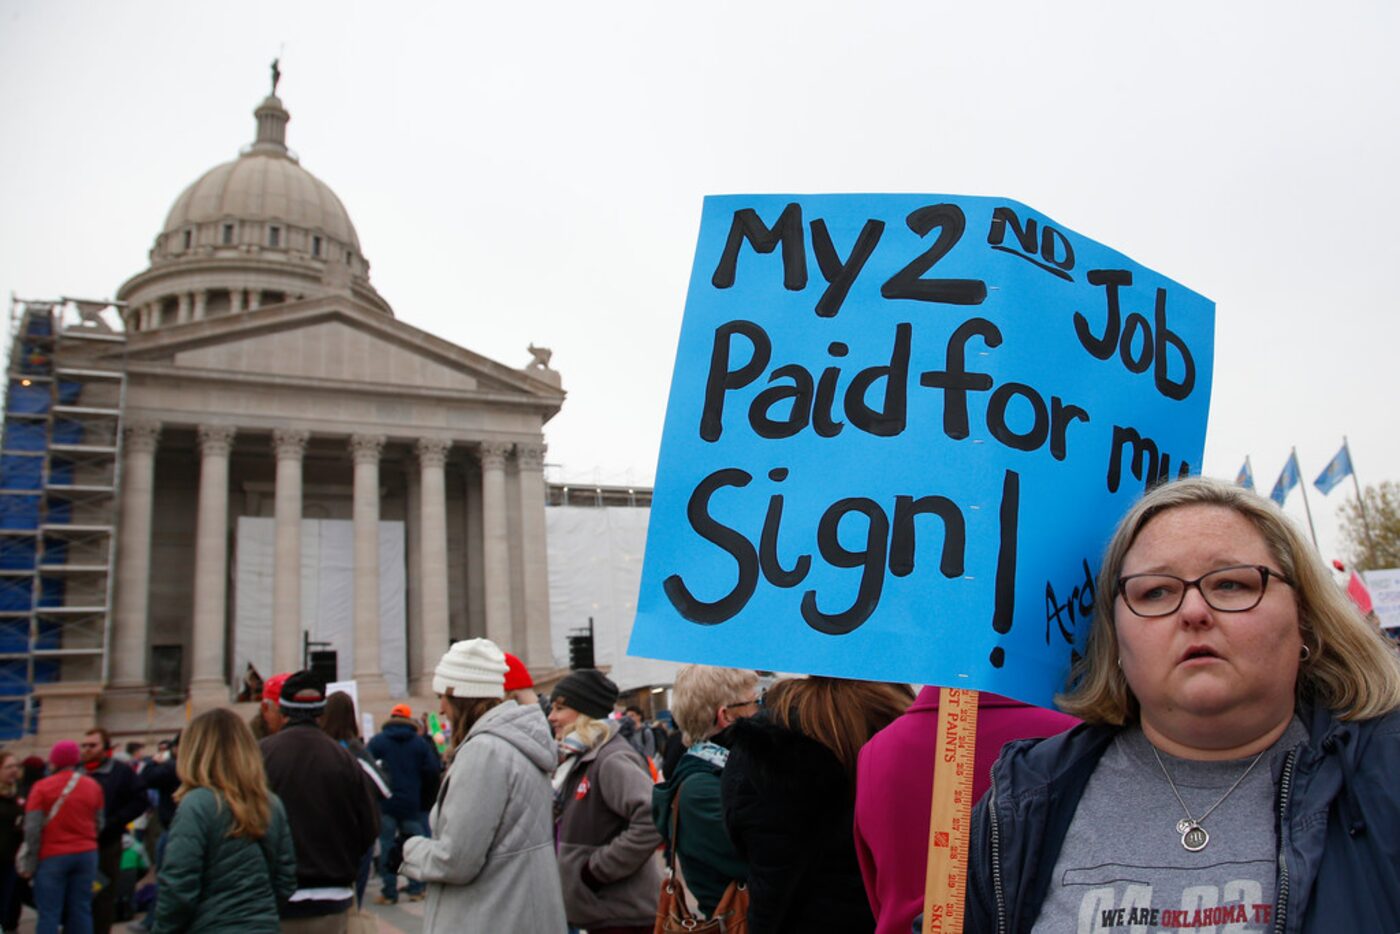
[0,539,35,570]
[23,316,52,338]
[0,495,39,530]
[51,419,83,445]
[0,456,42,491]
[0,621,25,653]
[49,458,74,486]
[2,422,45,452]
[6,384,49,415]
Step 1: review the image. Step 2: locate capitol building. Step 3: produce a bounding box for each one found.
[3,83,579,741]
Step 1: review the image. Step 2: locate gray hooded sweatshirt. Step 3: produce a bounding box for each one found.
[401,700,567,933]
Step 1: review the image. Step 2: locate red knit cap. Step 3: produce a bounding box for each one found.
[502,652,533,692]
[262,672,292,706]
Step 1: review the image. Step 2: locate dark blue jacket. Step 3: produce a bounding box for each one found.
[965,704,1400,933]
[367,719,438,820]
[87,757,148,847]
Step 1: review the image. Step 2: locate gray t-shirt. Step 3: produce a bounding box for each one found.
[1031,719,1307,934]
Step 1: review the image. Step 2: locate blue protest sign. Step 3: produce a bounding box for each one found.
[629,195,1214,707]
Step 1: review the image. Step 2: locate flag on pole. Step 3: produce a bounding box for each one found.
[1235,457,1255,492]
[1346,571,1374,616]
[1314,443,1354,496]
[1270,451,1300,506]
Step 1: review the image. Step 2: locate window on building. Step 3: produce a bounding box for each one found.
[268,226,281,248]
[222,223,234,245]
[183,229,192,250]
[150,645,184,699]
[312,235,322,257]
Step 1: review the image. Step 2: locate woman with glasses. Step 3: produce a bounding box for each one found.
[721,675,913,933]
[964,476,1400,933]
[651,666,760,923]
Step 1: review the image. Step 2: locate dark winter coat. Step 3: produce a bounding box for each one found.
[261,719,379,892]
[142,758,180,827]
[0,790,21,865]
[652,731,747,918]
[965,704,1400,934]
[152,787,297,933]
[368,719,438,819]
[86,757,147,846]
[721,715,874,934]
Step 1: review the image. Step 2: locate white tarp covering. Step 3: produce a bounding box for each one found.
[234,517,407,696]
[546,505,682,692]
[1364,567,1400,631]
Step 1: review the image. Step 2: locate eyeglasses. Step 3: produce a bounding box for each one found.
[723,695,762,713]
[1117,564,1293,618]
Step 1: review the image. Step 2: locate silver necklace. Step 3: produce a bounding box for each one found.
[1151,745,1266,852]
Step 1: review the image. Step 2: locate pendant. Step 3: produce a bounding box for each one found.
[1178,820,1209,852]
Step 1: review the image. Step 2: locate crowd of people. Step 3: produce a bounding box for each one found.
[0,476,1397,932]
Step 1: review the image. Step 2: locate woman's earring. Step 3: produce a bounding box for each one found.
[1299,644,1311,662]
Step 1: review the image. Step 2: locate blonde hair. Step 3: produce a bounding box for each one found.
[560,711,612,751]
[670,665,759,745]
[1059,476,1400,724]
[764,676,913,784]
[175,708,272,839]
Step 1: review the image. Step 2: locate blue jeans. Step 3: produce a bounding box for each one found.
[34,849,97,934]
[378,812,426,899]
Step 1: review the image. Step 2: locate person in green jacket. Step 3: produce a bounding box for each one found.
[651,665,760,918]
[153,708,297,933]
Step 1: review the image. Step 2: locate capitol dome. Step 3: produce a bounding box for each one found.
[117,91,391,331]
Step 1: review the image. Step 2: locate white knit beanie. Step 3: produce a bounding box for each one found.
[432,638,508,698]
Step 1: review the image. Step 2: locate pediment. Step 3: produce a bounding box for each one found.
[172,318,488,390]
[110,299,562,402]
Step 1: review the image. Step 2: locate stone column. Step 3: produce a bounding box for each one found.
[477,442,513,650]
[229,289,244,315]
[193,290,208,321]
[350,434,389,699]
[414,438,452,694]
[515,442,554,667]
[189,424,235,708]
[110,420,160,688]
[176,293,191,325]
[272,429,309,675]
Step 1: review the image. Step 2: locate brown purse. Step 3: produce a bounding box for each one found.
[654,785,749,934]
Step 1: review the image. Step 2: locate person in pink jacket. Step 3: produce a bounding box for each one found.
[853,688,1078,934]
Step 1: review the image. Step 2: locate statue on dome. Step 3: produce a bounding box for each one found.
[271,58,281,96]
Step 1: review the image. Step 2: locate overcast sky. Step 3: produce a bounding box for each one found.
[1,1,1395,566]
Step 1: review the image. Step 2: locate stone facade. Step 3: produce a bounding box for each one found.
[40,88,565,738]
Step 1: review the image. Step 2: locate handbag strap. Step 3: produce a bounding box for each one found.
[47,770,82,821]
[664,782,699,922]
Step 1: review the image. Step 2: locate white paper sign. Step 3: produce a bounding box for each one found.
[1363,568,1400,630]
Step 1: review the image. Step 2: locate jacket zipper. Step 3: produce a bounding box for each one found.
[1272,748,1296,934]
[990,783,1007,934]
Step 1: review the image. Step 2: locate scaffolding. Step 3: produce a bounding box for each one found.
[0,298,125,738]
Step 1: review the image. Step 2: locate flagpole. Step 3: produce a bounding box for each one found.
[1294,447,1320,551]
[1344,436,1377,563]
